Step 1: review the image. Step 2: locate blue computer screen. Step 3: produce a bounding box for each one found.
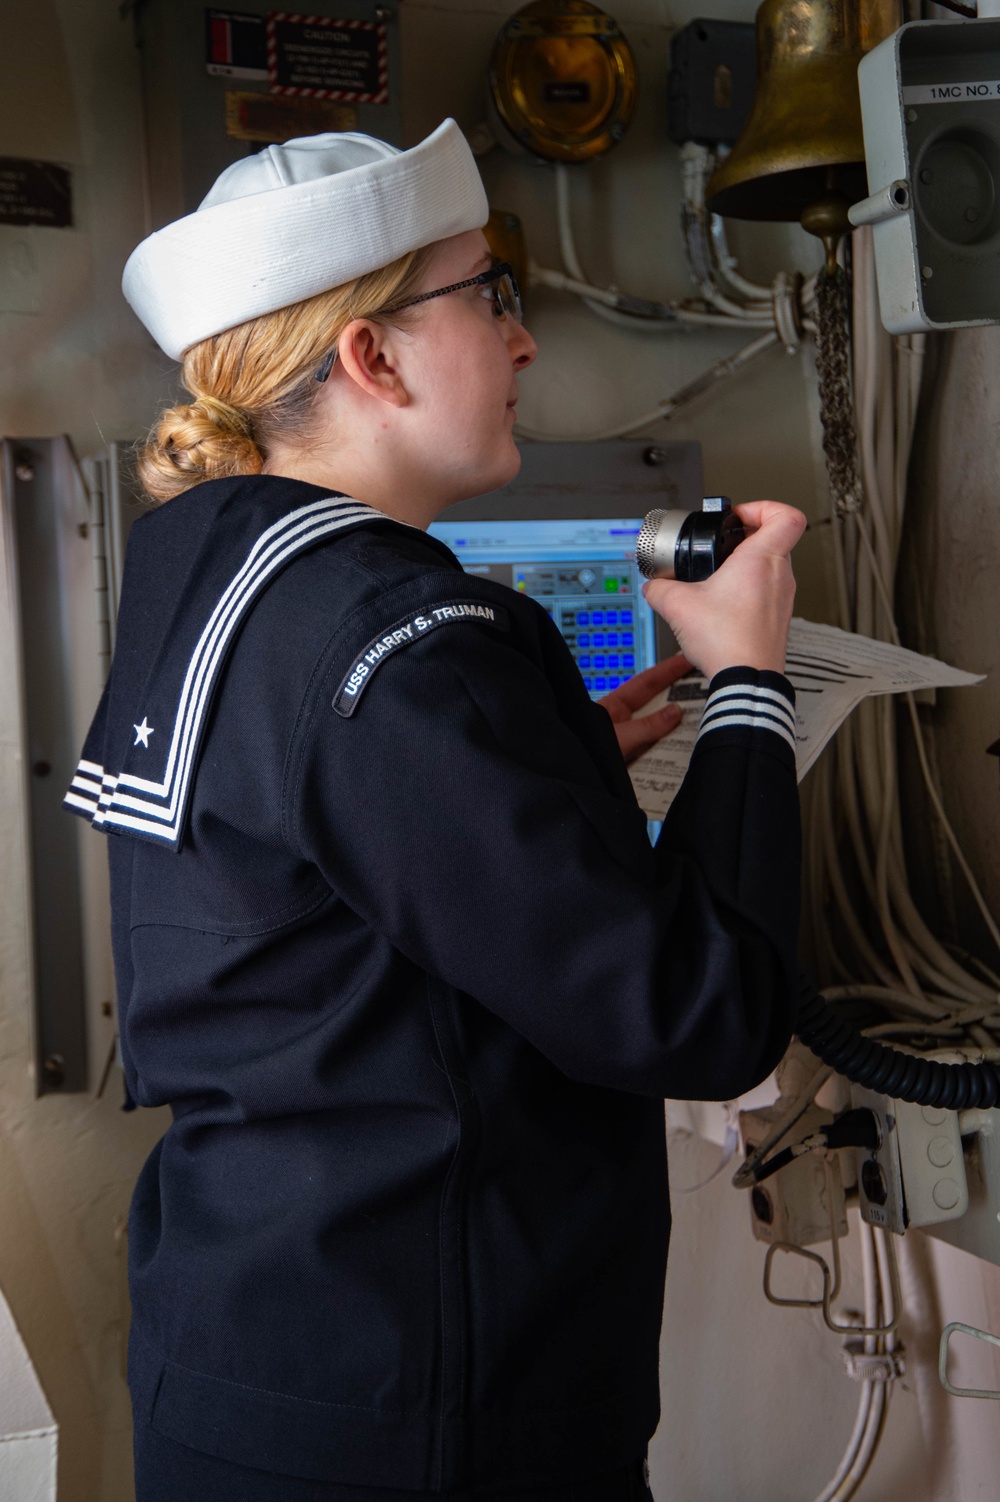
[427,517,655,700]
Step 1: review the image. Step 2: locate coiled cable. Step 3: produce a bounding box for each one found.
[797,972,1000,1108]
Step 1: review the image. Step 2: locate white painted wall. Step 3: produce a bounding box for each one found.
[2,1,1000,1499]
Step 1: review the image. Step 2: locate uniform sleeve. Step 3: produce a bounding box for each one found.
[286,618,801,1102]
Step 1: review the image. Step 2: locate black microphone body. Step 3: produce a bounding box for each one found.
[636,496,745,582]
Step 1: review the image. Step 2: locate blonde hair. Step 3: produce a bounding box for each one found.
[137,246,435,505]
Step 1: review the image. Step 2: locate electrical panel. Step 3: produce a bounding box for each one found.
[852,1085,970,1235]
[893,1097,969,1230]
[130,0,402,228]
[740,1102,848,1248]
[922,1111,1000,1267]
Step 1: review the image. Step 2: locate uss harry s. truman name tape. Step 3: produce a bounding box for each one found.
[333,600,510,716]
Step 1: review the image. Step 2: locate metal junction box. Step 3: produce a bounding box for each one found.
[130,0,402,229]
[667,19,756,148]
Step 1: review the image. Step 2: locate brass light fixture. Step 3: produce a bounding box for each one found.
[706,0,900,268]
[484,210,529,296]
[489,0,638,164]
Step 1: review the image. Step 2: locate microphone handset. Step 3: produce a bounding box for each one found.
[636,496,744,582]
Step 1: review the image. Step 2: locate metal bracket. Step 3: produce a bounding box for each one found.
[843,1343,906,1382]
[847,180,911,229]
[1,438,95,1093]
[939,1322,1000,1399]
[763,1157,902,1338]
[764,1239,831,1309]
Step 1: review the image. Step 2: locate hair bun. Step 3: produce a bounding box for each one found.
[138,396,262,503]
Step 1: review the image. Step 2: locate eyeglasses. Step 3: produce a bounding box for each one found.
[390,261,523,324]
[314,261,523,383]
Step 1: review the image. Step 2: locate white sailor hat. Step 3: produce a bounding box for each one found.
[122,119,489,361]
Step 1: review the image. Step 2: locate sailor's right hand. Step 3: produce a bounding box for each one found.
[641,500,806,681]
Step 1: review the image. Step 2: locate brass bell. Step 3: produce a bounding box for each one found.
[706,0,900,266]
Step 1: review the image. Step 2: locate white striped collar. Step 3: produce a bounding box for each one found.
[64,495,383,849]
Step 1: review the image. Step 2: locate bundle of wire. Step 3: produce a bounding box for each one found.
[800,229,1000,1081]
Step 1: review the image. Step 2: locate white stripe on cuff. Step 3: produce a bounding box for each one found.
[697,682,796,752]
[703,684,794,720]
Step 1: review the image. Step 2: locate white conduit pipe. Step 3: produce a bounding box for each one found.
[682,144,775,306]
[683,144,819,318]
[528,264,774,329]
[520,153,816,443]
[513,328,778,444]
[551,164,788,333]
[808,1219,889,1502]
[831,1229,892,1499]
[551,164,675,333]
[553,162,587,285]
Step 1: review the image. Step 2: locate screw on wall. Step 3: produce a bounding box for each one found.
[43,1055,66,1090]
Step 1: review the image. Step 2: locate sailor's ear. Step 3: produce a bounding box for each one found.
[335,320,409,408]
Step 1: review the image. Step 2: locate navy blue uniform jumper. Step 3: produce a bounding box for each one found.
[65,474,801,1492]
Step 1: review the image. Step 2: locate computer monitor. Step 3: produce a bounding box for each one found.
[430,439,701,698]
[427,517,654,699]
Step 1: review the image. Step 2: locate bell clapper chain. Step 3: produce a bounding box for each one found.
[801,174,863,519]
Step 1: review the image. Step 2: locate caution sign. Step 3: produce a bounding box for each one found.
[0,160,72,228]
[267,14,389,103]
[205,10,268,80]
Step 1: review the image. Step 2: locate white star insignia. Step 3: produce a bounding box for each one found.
[133,718,154,749]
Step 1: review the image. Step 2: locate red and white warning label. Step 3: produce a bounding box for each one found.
[267,14,389,103]
[206,10,389,105]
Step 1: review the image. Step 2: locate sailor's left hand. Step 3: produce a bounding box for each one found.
[598,654,690,765]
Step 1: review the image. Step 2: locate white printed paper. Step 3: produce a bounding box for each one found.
[628,618,984,822]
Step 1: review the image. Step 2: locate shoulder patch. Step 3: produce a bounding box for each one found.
[333,600,510,717]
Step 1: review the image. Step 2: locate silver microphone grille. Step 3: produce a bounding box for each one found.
[636,510,668,579]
